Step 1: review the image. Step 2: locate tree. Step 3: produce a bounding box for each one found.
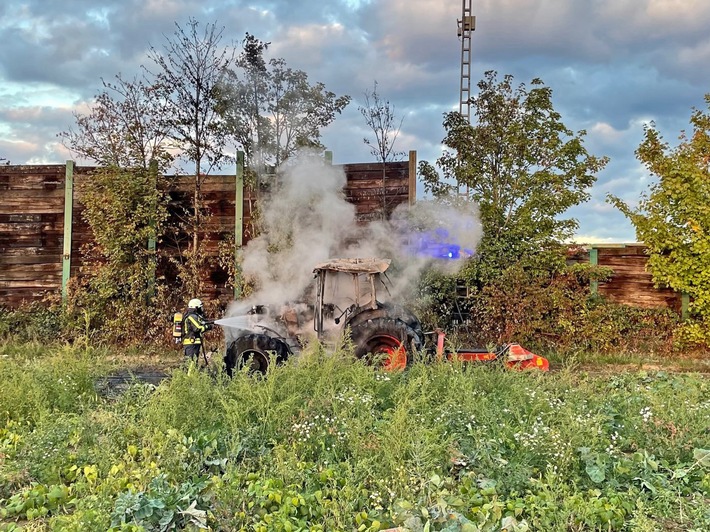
[269,59,350,166]
[221,33,350,173]
[59,75,173,171]
[359,81,405,219]
[608,95,710,344]
[146,18,237,295]
[221,33,271,174]
[60,77,172,320]
[420,71,608,281]
[66,164,167,342]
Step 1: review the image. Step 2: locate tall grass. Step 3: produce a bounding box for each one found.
[0,343,708,531]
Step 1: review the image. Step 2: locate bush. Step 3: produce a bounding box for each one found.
[0,301,66,345]
[417,263,680,357]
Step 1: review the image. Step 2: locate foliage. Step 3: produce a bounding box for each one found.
[221,33,351,171]
[62,165,167,344]
[416,264,679,356]
[419,71,608,282]
[359,80,406,219]
[608,94,710,346]
[59,75,173,172]
[0,345,101,429]
[148,18,235,179]
[0,301,66,344]
[146,18,236,269]
[1,344,708,531]
[110,474,210,531]
[359,80,405,164]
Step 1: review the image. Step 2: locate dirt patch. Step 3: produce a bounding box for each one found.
[95,367,172,398]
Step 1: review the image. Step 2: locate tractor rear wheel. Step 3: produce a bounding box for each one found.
[350,318,422,371]
[224,333,290,376]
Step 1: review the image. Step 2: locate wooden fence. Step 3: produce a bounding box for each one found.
[567,243,683,313]
[0,152,418,308]
[1,154,687,314]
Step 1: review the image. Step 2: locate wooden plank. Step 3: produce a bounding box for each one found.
[0,288,54,298]
[2,189,66,200]
[2,176,64,190]
[605,269,654,278]
[603,276,659,284]
[601,292,679,304]
[0,213,61,222]
[2,164,66,172]
[0,279,61,288]
[350,196,409,209]
[601,256,649,266]
[600,287,669,296]
[2,261,62,272]
[1,271,62,281]
[0,254,61,265]
[0,198,64,214]
[0,238,63,249]
[340,162,408,173]
[0,246,62,256]
[344,178,409,190]
[598,246,648,257]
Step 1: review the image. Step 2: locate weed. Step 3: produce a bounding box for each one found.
[1,342,708,530]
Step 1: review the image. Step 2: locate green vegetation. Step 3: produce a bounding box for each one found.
[609,94,710,347]
[1,343,708,531]
[420,71,608,283]
[415,263,682,358]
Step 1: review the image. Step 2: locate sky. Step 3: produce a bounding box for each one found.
[2,0,710,243]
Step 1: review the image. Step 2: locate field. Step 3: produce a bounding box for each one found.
[0,342,709,531]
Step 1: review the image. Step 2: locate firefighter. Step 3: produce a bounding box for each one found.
[182,298,213,363]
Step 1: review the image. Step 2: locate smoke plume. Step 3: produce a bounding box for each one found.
[221,150,482,341]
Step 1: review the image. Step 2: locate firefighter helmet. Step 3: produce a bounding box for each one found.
[187,298,203,310]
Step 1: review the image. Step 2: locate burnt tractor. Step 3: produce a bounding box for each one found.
[222,258,548,375]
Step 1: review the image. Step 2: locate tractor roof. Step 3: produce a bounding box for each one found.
[313,258,391,275]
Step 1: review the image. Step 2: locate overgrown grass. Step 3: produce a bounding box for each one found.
[1,343,709,531]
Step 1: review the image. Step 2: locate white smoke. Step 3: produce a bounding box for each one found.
[222,150,482,341]
[240,151,354,305]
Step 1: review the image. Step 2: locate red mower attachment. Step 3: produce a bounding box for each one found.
[434,331,549,371]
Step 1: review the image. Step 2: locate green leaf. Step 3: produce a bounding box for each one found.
[586,464,605,483]
[693,448,710,467]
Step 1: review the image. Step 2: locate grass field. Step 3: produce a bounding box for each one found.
[0,342,708,531]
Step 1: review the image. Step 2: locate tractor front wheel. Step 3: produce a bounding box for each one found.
[224,333,290,376]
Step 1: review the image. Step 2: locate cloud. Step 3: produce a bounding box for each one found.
[1,0,710,244]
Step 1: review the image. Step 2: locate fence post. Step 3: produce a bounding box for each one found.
[61,160,75,301]
[408,150,417,206]
[681,292,689,320]
[589,247,598,295]
[147,160,158,301]
[234,151,245,299]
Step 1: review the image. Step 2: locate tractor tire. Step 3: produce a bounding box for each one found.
[224,333,291,376]
[350,318,423,371]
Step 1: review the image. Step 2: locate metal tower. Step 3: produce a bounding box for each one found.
[457,0,476,121]
[457,1,476,200]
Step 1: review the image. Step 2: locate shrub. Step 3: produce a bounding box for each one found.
[417,263,680,356]
[0,300,67,345]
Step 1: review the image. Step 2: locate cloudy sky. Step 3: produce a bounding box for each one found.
[2,0,710,243]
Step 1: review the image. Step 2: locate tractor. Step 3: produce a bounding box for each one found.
[221,257,548,374]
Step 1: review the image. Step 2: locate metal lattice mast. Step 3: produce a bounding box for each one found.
[457,0,476,199]
[457,0,476,121]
